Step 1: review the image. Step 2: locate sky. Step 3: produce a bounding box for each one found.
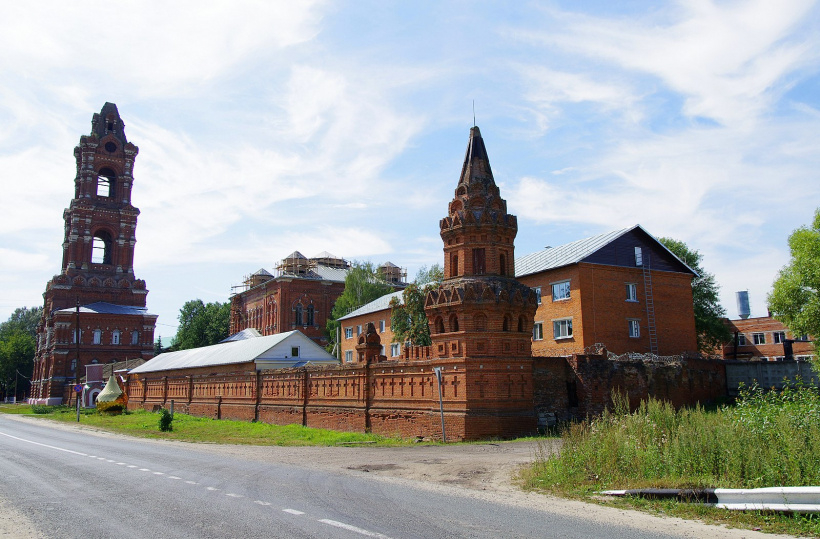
[1,1,819,340]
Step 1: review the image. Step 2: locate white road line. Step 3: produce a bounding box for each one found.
[225,493,244,498]
[185,481,198,485]
[153,472,164,475]
[139,468,150,472]
[105,459,115,463]
[116,462,126,466]
[0,432,88,456]
[127,465,137,468]
[254,501,272,506]
[282,509,305,515]
[318,519,392,538]
[206,487,220,491]
[168,476,181,480]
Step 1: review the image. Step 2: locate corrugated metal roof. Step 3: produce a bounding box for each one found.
[220,328,262,342]
[55,301,155,317]
[515,226,635,277]
[339,291,403,321]
[130,331,337,374]
[312,265,349,282]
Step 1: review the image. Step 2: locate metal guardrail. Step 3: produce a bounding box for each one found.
[601,486,820,513]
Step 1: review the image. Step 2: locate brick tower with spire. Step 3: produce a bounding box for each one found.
[424,126,538,438]
[31,103,156,405]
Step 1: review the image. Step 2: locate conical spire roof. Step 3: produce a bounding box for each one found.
[91,102,128,143]
[458,126,495,188]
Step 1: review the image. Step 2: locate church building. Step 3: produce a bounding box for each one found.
[30,103,156,405]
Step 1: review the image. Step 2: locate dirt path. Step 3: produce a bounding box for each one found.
[1,415,797,538]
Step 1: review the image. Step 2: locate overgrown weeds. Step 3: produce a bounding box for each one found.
[523,381,820,536]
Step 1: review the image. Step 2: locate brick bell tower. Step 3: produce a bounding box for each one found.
[424,126,538,438]
[31,103,156,405]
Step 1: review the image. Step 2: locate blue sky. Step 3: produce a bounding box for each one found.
[2,1,819,340]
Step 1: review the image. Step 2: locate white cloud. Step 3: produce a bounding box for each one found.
[515,0,819,126]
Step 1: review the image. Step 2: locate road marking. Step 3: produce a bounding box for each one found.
[318,519,392,538]
[1,429,397,538]
[0,431,88,456]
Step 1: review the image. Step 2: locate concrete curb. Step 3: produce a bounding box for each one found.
[600,486,820,513]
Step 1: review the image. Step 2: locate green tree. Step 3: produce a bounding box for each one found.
[390,264,443,346]
[173,300,231,350]
[325,262,395,354]
[0,330,35,400]
[659,238,730,353]
[768,208,820,359]
[0,306,42,339]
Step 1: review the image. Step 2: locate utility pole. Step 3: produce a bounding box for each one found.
[75,299,81,422]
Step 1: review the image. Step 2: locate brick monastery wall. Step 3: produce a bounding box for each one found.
[128,351,727,439]
[533,354,726,426]
[127,355,536,441]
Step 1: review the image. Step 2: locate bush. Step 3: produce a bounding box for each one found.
[158,408,173,432]
[31,405,56,414]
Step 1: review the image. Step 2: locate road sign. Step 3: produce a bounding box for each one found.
[74,385,82,393]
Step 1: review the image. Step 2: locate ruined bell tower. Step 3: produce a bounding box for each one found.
[31,103,156,404]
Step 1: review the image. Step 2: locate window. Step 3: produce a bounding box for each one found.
[391,343,401,357]
[70,359,77,372]
[379,320,385,332]
[345,327,353,339]
[773,331,786,344]
[91,231,112,264]
[72,329,82,344]
[294,304,303,326]
[551,281,570,301]
[96,168,115,198]
[92,329,102,345]
[628,319,640,338]
[753,333,765,345]
[291,346,300,357]
[737,334,747,346]
[472,248,486,275]
[306,305,315,326]
[533,322,543,341]
[635,246,643,266]
[451,253,459,277]
[449,314,459,332]
[112,330,120,345]
[344,350,353,363]
[131,330,139,345]
[356,325,362,336]
[553,319,573,339]
[626,283,638,302]
[534,287,542,305]
[499,253,507,276]
[435,317,445,334]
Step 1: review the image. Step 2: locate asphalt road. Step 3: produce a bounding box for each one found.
[0,416,742,538]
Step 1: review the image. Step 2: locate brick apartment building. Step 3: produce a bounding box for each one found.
[720,316,814,361]
[516,226,698,357]
[31,103,156,404]
[338,225,699,361]
[229,252,405,347]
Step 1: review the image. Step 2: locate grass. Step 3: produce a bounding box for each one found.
[521,382,820,537]
[0,404,415,446]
